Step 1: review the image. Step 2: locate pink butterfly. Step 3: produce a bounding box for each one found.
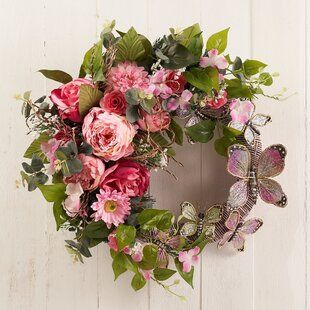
[218,210,263,251]
[227,144,287,210]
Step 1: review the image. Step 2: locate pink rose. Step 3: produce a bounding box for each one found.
[64,153,105,191]
[82,108,136,162]
[137,104,171,132]
[100,90,127,115]
[101,160,150,197]
[50,78,94,122]
[165,70,186,94]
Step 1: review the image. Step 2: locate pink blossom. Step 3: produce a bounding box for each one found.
[140,269,151,281]
[64,154,105,191]
[149,69,173,99]
[199,49,228,70]
[108,62,149,93]
[41,138,61,174]
[108,233,118,252]
[229,99,255,124]
[91,188,131,228]
[101,160,150,197]
[82,108,136,162]
[167,90,193,111]
[50,78,94,122]
[178,246,200,273]
[63,183,83,217]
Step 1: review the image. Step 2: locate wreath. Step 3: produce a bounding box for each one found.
[19,22,287,297]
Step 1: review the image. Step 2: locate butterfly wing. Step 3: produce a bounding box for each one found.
[229,121,245,132]
[258,178,287,207]
[227,144,251,178]
[166,235,181,249]
[180,222,198,237]
[227,180,249,209]
[231,233,246,252]
[257,144,286,178]
[239,218,263,235]
[244,126,255,146]
[157,248,169,268]
[180,201,199,222]
[204,204,223,224]
[225,210,240,231]
[251,114,271,127]
[218,231,234,248]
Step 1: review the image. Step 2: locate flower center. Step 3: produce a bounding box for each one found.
[104,200,117,213]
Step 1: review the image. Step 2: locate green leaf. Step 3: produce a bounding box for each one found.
[140,97,156,114]
[113,252,138,273]
[31,154,44,172]
[116,224,136,251]
[169,119,183,145]
[112,255,127,280]
[178,23,203,57]
[65,240,92,258]
[116,27,145,62]
[183,67,219,94]
[53,200,69,230]
[258,72,273,86]
[153,268,176,281]
[38,69,73,84]
[160,42,198,69]
[138,244,158,270]
[223,126,242,138]
[24,132,50,161]
[137,209,174,231]
[79,40,104,81]
[243,59,267,76]
[214,137,236,157]
[131,273,146,291]
[37,183,66,203]
[185,119,215,143]
[126,105,140,123]
[206,28,230,54]
[150,132,170,147]
[79,84,103,117]
[225,78,252,99]
[22,162,35,174]
[174,258,194,288]
[125,88,140,105]
[66,158,83,175]
[83,221,109,239]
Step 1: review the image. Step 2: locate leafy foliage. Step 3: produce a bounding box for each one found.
[38,69,73,84]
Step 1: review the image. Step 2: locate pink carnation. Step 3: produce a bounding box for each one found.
[91,188,131,228]
[108,61,149,93]
[82,108,136,162]
[50,78,94,122]
[64,153,105,191]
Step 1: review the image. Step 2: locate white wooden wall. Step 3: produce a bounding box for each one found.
[0,0,309,309]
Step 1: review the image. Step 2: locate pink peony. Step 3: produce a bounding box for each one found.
[100,90,127,115]
[206,89,228,109]
[101,160,150,197]
[91,188,131,228]
[108,62,149,93]
[82,108,136,162]
[199,49,228,70]
[41,138,61,174]
[229,99,255,124]
[137,104,171,132]
[50,78,94,122]
[64,153,105,191]
[178,246,200,273]
[63,183,83,217]
[167,90,193,111]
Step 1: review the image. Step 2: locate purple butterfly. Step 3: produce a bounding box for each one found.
[227,144,287,209]
[218,210,263,251]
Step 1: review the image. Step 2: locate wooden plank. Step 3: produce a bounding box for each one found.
[147,0,202,309]
[200,1,254,309]
[95,1,150,309]
[43,1,100,309]
[0,1,47,309]
[251,0,307,309]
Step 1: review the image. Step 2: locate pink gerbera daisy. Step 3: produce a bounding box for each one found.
[91,188,131,228]
[108,61,149,93]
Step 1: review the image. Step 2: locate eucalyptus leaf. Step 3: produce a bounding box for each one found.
[126,105,140,123]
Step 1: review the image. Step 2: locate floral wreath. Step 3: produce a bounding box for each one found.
[19,22,287,297]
